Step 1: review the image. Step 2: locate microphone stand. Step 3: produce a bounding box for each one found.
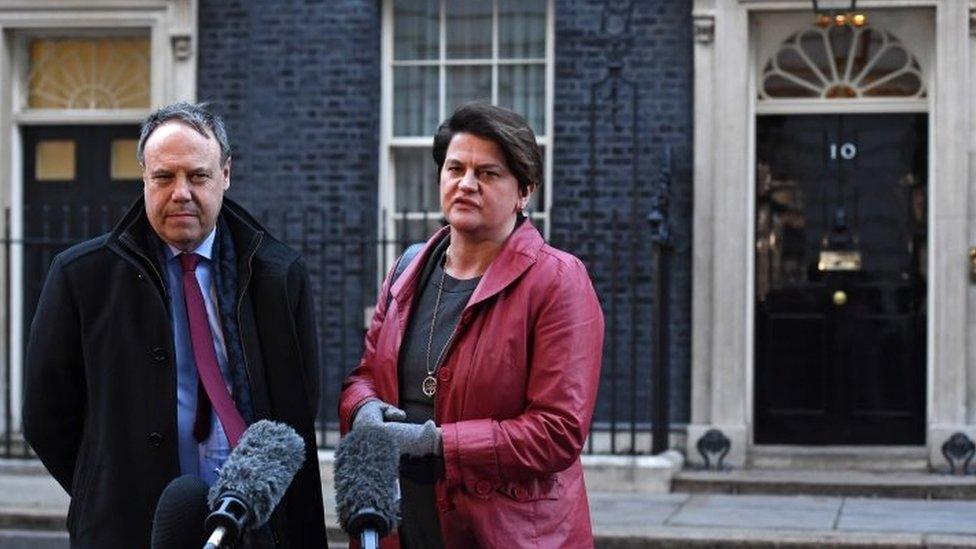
[360,529,379,549]
[203,526,227,549]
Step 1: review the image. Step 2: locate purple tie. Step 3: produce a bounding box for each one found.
[180,253,246,447]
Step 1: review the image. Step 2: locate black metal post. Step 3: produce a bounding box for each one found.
[649,146,672,455]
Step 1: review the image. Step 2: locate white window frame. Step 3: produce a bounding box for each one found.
[379,0,555,256]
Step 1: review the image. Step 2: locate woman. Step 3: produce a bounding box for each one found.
[339,102,604,548]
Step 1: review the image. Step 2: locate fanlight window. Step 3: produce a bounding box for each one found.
[760,25,925,100]
[27,38,150,110]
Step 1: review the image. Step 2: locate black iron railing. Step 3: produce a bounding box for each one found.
[1,202,672,457]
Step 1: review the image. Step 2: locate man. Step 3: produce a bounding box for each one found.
[22,102,327,548]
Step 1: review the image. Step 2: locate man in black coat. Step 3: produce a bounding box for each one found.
[22,102,328,548]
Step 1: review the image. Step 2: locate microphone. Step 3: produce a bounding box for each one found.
[334,426,400,549]
[204,420,306,549]
[151,475,210,549]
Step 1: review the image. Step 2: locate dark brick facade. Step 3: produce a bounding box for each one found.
[198,0,381,216]
[196,0,694,442]
[551,0,693,426]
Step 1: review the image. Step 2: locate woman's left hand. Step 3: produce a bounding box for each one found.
[379,420,442,457]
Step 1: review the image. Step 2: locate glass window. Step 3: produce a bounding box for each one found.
[759,26,925,101]
[27,37,150,110]
[386,0,550,240]
[498,0,546,58]
[393,66,439,136]
[35,140,76,181]
[111,139,142,180]
[445,65,492,114]
[497,64,545,133]
[446,1,492,59]
[393,0,439,61]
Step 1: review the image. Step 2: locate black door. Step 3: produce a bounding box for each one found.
[754,114,927,445]
[23,125,142,334]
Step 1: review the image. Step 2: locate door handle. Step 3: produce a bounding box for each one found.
[832,290,848,307]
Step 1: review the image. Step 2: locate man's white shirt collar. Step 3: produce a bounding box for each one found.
[165,227,217,261]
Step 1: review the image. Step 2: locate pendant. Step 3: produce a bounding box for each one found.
[422,375,437,398]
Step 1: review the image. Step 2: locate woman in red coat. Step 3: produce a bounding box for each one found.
[339,102,604,549]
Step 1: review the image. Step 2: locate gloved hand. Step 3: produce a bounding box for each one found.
[352,399,407,430]
[380,420,442,457]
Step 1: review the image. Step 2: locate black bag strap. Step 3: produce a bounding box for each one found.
[385,242,424,309]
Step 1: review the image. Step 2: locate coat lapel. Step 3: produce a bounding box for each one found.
[390,219,544,314]
[466,219,543,309]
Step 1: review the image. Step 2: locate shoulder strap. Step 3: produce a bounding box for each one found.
[385,242,424,309]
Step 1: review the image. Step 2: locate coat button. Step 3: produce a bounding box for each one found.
[151,347,167,363]
[148,433,164,447]
[475,480,492,495]
[437,369,452,383]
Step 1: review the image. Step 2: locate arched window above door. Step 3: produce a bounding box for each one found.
[759,25,925,101]
[26,37,150,110]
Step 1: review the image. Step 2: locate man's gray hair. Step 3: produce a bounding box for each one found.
[137,101,231,166]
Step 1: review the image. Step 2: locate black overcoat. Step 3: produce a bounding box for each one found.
[22,197,327,548]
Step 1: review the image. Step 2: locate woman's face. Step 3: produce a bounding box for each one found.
[439,132,529,241]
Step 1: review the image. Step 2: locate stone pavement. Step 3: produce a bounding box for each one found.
[3,460,976,548]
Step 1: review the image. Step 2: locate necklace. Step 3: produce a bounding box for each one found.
[423,246,460,398]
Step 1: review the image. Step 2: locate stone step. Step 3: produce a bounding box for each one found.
[673,469,976,499]
[747,445,931,472]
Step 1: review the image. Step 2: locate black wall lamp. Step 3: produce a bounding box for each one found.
[812,0,867,28]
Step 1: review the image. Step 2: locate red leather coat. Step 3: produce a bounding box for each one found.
[339,220,604,548]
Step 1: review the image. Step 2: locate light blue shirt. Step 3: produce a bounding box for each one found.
[164,228,233,485]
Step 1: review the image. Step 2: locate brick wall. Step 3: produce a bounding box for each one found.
[551,0,694,427]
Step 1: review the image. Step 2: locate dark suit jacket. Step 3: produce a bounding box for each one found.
[22,197,327,548]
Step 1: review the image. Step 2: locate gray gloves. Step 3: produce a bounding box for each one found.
[380,420,442,457]
[352,399,442,457]
[351,399,407,430]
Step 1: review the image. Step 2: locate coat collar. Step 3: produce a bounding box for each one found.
[108,196,265,261]
[391,217,545,310]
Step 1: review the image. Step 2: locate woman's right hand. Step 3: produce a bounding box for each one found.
[351,399,407,430]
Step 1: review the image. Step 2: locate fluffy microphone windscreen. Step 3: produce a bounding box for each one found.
[151,475,210,549]
[334,425,400,535]
[207,420,306,528]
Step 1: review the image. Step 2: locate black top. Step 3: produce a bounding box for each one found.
[396,242,479,549]
[398,248,480,424]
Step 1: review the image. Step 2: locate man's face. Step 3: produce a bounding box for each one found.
[142,121,230,251]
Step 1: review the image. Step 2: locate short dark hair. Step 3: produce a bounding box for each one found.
[432,102,542,196]
[137,101,231,166]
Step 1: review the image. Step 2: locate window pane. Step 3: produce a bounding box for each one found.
[446,0,492,59]
[35,140,76,181]
[499,0,546,59]
[498,64,545,135]
[111,139,141,180]
[446,65,491,115]
[28,38,150,109]
[394,66,439,136]
[394,0,439,60]
[394,147,439,212]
